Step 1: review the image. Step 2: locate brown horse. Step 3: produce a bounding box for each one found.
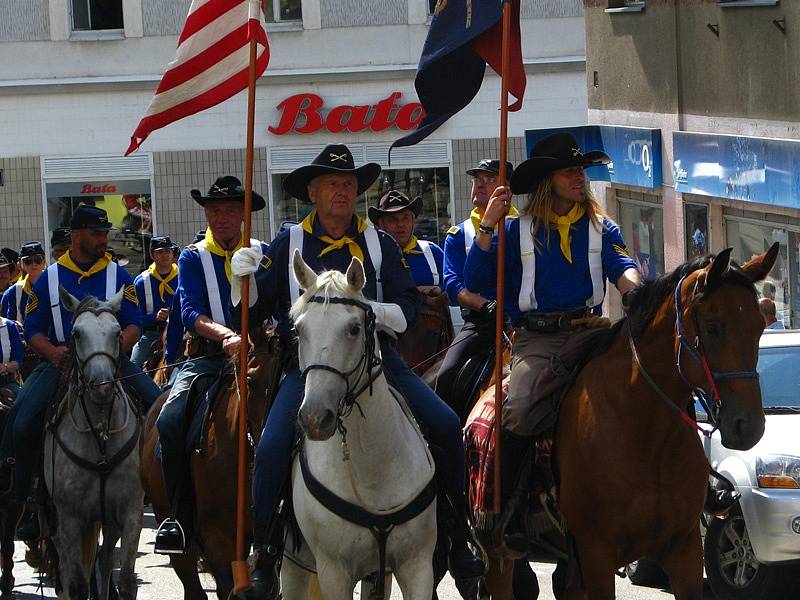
[140,326,280,600]
[472,245,777,599]
[396,291,454,377]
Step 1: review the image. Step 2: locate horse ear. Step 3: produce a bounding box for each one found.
[108,287,125,314]
[58,285,80,313]
[705,248,733,289]
[292,249,317,291]
[739,242,779,283]
[345,257,366,292]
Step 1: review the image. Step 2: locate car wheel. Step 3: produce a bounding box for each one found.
[704,515,792,599]
[625,559,668,588]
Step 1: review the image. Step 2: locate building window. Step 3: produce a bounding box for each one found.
[265,0,302,23]
[45,179,153,275]
[617,197,664,282]
[272,167,452,246]
[685,203,709,259]
[725,218,797,328]
[71,0,124,31]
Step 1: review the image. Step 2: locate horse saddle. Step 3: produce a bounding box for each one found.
[452,348,495,420]
[185,367,232,454]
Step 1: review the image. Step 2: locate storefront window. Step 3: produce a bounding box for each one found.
[617,201,665,282]
[685,203,709,259]
[726,218,796,328]
[45,179,153,275]
[272,166,452,246]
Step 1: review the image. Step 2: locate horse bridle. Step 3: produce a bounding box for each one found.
[299,296,383,426]
[70,306,123,387]
[630,273,760,432]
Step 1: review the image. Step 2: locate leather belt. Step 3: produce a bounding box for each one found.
[518,307,591,333]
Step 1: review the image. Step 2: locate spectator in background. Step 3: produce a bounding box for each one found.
[759,297,785,330]
[762,281,776,301]
[50,228,71,262]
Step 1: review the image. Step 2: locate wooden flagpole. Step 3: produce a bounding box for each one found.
[232,35,259,595]
[493,0,513,516]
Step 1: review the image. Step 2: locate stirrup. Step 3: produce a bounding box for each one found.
[154,517,187,555]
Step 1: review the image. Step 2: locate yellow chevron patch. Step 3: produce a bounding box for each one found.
[613,244,630,257]
[25,292,38,315]
[260,256,272,270]
[124,284,139,305]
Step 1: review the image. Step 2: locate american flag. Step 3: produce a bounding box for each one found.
[126,0,269,156]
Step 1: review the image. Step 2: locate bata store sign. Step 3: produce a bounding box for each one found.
[268,92,424,135]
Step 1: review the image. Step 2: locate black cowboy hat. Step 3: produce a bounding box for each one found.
[190,175,266,211]
[282,144,381,203]
[509,132,610,194]
[466,159,514,177]
[367,190,423,225]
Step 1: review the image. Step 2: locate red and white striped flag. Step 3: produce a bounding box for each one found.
[126,0,269,156]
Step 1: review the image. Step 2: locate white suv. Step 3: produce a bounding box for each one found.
[700,329,800,599]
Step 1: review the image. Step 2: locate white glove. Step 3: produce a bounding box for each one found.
[368,301,407,334]
[230,273,257,308]
[231,246,262,277]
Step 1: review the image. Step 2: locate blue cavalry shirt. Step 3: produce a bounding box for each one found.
[443,219,498,303]
[235,214,422,335]
[403,238,444,287]
[24,254,141,345]
[1,278,32,322]
[134,265,178,331]
[179,238,270,332]
[465,214,638,323]
[0,317,24,366]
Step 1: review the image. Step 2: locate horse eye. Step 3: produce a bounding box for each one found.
[706,322,720,336]
[73,329,81,340]
[348,323,361,337]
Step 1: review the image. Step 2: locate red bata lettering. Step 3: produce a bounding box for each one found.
[81,184,118,194]
[269,92,425,135]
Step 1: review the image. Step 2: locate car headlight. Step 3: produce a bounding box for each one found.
[756,455,800,489]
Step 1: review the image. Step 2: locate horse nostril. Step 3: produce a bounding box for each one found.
[318,409,336,433]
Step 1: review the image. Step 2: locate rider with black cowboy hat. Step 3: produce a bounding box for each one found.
[154,176,270,555]
[229,143,485,597]
[465,132,641,546]
[368,190,445,294]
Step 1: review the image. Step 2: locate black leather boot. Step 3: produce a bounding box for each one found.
[500,430,535,553]
[245,522,283,600]
[0,459,13,497]
[705,483,741,516]
[154,453,191,555]
[15,507,40,542]
[447,521,486,580]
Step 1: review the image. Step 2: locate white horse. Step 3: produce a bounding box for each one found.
[44,288,144,600]
[281,252,437,600]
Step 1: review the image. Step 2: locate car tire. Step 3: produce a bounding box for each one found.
[624,559,668,588]
[704,514,794,600]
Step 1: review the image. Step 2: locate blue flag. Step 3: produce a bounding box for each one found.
[392,0,524,151]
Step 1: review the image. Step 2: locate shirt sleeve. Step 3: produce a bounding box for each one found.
[134,274,156,328]
[443,229,467,303]
[464,236,498,293]
[378,231,421,325]
[602,218,640,286]
[0,288,11,320]
[5,320,23,365]
[231,241,276,332]
[116,267,143,332]
[24,270,51,343]
[179,248,210,333]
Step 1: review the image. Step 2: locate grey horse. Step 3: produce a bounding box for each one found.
[43,288,144,600]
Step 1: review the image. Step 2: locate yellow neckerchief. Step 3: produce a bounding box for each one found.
[148,262,178,301]
[9,273,20,285]
[469,205,519,234]
[21,275,32,295]
[548,203,586,263]
[204,227,245,283]
[402,235,423,255]
[57,250,112,283]
[300,209,368,262]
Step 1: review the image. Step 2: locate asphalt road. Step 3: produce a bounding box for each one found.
[4,510,715,599]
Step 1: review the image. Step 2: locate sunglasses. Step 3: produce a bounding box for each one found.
[22,256,44,265]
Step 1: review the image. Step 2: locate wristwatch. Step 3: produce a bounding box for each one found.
[478,223,495,235]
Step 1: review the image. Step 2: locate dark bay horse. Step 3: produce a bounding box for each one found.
[473,245,777,599]
[396,291,454,377]
[140,326,279,600]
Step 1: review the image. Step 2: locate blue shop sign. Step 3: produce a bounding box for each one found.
[524,125,662,189]
[673,131,800,209]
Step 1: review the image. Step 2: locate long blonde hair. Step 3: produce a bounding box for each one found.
[520,175,607,251]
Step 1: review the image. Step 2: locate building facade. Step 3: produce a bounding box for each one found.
[0,0,589,275]
[583,0,800,326]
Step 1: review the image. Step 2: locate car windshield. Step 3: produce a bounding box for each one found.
[758,346,800,409]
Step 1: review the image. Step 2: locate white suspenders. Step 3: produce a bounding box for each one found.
[197,239,260,326]
[141,272,154,314]
[13,282,23,321]
[46,262,118,343]
[517,215,605,312]
[417,240,440,286]
[463,219,476,254]
[0,319,11,364]
[288,224,384,304]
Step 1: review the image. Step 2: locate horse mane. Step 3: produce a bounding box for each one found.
[72,294,110,321]
[625,253,756,339]
[289,270,364,320]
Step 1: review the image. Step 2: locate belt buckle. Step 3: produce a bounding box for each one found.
[557,315,571,332]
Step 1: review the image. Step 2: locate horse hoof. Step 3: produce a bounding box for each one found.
[24,545,42,569]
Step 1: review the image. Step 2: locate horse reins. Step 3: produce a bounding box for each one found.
[629,273,760,436]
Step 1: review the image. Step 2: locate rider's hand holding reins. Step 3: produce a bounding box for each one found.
[230,246,262,307]
[369,301,408,335]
